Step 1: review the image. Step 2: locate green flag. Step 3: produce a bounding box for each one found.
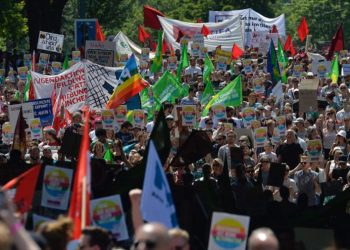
[151,31,163,73]
[104,146,114,164]
[152,71,183,103]
[330,54,339,84]
[23,71,31,102]
[277,39,288,84]
[203,53,214,84]
[203,75,242,116]
[176,44,189,82]
[201,80,214,105]
[62,54,69,70]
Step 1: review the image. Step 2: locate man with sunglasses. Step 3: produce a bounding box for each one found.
[132,223,171,250]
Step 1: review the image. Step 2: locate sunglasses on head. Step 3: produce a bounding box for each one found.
[133,239,157,249]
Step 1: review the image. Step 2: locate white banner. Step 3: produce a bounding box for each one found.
[37,31,64,53]
[41,165,73,210]
[158,15,244,52]
[32,61,123,112]
[209,8,285,47]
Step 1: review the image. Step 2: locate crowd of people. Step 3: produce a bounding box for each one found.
[0,36,350,249]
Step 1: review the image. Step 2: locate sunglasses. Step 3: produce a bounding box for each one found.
[133,239,157,249]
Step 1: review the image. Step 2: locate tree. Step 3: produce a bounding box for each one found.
[0,0,28,51]
[25,0,68,51]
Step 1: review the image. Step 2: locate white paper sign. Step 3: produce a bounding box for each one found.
[208,212,250,250]
[90,195,129,241]
[37,31,64,53]
[41,166,73,210]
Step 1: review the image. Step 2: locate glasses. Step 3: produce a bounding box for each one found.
[133,239,157,249]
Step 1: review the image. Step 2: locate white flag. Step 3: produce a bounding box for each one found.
[141,140,178,228]
[270,80,283,104]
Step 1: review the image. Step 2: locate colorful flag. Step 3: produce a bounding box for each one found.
[176,44,189,82]
[104,147,114,163]
[171,130,212,167]
[203,75,242,116]
[68,112,91,239]
[2,165,41,213]
[201,80,214,105]
[52,87,64,133]
[138,25,150,43]
[201,25,211,37]
[330,54,339,84]
[12,107,27,158]
[96,20,105,41]
[203,53,214,84]
[151,31,163,73]
[277,39,288,84]
[153,71,183,103]
[326,23,344,61]
[297,17,309,42]
[283,34,296,56]
[143,5,165,30]
[231,43,244,60]
[267,40,281,85]
[141,140,178,228]
[106,54,149,109]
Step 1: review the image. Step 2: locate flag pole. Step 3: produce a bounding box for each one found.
[81,176,87,230]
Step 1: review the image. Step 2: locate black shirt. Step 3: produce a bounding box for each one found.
[276,143,303,169]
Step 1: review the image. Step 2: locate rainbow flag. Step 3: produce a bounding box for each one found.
[106,54,149,109]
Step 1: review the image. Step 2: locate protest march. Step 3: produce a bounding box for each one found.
[1,3,350,250]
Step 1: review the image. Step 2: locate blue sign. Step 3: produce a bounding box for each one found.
[27,98,53,127]
[75,19,97,50]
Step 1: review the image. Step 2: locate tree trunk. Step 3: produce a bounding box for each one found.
[26,0,68,52]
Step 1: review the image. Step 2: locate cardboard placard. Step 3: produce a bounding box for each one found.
[299,79,318,113]
[37,31,64,53]
[307,139,322,162]
[85,41,116,66]
[101,109,115,130]
[181,105,196,126]
[242,107,256,127]
[254,127,267,147]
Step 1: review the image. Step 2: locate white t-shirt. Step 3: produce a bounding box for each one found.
[184,66,202,77]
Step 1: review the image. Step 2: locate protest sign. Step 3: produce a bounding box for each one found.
[51,62,62,75]
[72,51,81,63]
[85,41,116,67]
[243,59,253,74]
[254,127,267,147]
[9,102,34,132]
[242,107,255,127]
[253,77,265,94]
[212,104,226,121]
[199,46,208,59]
[30,98,54,127]
[191,34,204,56]
[141,48,150,62]
[271,127,281,145]
[75,19,97,49]
[41,165,73,210]
[133,109,144,128]
[24,54,32,67]
[2,122,13,145]
[299,79,318,113]
[216,56,227,71]
[39,53,50,66]
[29,118,43,140]
[317,62,328,78]
[167,56,177,70]
[115,105,127,124]
[293,64,303,78]
[342,64,350,76]
[307,139,323,162]
[101,109,115,130]
[17,66,28,81]
[181,105,196,126]
[208,212,250,250]
[90,195,129,241]
[216,49,232,65]
[37,31,64,53]
[275,115,286,136]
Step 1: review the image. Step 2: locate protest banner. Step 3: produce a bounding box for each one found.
[101,109,115,130]
[85,41,116,67]
[181,105,196,126]
[115,105,127,124]
[51,62,62,75]
[212,104,226,121]
[37,31,64,53]
[133,109,144,128]
[28,118,43,140]
[167,56,177,70]
[307,139,323,162]
[72,51,81,63]
[41,165,73,210]
[299,79,318,113]
[208,212,250,250]
[242,107,255,127]
[254,127,267,147]
[90,195,129,241]
[74,19,97,49]
[2,122,13,145]
[32,214,53,231]
[17,66,28,81]
[275,115,286,136]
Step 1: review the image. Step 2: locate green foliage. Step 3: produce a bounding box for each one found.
[0,0,28,50]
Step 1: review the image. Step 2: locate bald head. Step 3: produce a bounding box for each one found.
[248,228,279,250]
[133,223,171,250]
